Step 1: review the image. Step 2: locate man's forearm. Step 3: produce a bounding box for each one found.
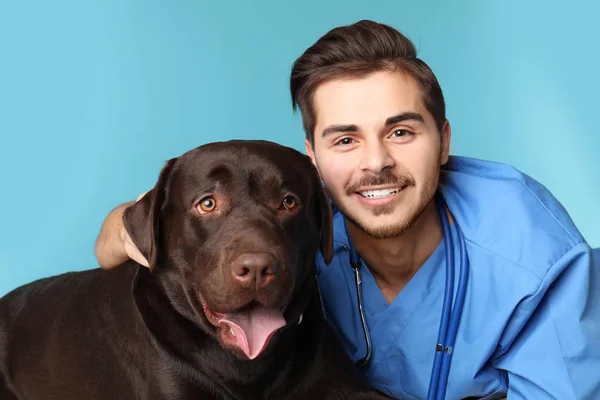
[94,201,134,269]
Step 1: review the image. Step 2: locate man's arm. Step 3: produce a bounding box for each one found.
[492,244,600,399]
[94,193,149,269]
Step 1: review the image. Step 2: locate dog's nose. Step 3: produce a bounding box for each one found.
[231,253,279,290]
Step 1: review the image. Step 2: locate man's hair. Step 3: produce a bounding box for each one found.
[290,20,446,145]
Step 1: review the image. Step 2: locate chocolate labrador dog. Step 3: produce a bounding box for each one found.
[0,140,391,400]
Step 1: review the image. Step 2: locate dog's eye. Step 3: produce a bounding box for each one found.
[282,195,297,211]
[197,197,216,213]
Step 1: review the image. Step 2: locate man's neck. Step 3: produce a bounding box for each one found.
[346,198,450,304]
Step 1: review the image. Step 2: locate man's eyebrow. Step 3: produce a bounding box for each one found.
[385,112,425,126]
[321,124,359,138]
[321,112,425,138]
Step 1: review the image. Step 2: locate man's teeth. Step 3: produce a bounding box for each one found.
[359,188,399,198]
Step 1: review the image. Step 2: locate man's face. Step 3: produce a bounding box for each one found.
[305,70,450,239]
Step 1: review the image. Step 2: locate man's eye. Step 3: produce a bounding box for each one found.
[391,129,416,140]
[335,137,354,146]
[392,129,411,137]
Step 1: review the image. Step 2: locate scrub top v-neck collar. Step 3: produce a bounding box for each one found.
[355,221,457,336]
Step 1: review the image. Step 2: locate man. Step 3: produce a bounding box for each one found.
[95,20,600,399]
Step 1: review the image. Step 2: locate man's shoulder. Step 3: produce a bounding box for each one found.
[440,155,587,278]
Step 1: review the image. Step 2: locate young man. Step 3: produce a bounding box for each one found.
[95,20,600,399]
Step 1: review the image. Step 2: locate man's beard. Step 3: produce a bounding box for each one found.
[327,168,440,240]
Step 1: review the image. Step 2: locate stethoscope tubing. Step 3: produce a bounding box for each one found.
[427,193,456,399]
[427,194,470,400]
[353,265,372,368]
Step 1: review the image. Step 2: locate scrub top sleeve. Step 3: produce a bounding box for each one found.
[492,243,600,400]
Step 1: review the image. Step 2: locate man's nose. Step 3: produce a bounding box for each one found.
[359,140,395,174]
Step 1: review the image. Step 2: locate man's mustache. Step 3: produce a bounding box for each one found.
[345,171,414,195]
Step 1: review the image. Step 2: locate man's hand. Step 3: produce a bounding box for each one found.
[94,192,149,269]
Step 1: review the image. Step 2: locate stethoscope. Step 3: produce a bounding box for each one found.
[340,191,470,400]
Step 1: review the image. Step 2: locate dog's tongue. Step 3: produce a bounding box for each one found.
[218,307,286,360]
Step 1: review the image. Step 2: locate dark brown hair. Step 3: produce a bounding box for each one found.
[290,20,446,145]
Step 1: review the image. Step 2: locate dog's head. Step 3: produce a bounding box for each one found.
[123,140,333,360]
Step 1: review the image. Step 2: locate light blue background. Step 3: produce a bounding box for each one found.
[1,0,598,296]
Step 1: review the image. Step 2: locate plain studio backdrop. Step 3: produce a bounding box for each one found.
[0,0,598,296]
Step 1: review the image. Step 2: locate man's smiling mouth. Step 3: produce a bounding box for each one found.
[358,187,404,198]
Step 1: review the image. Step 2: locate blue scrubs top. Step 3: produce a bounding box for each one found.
[315,155,600,400]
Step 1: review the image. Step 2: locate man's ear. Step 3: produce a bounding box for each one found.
[122,158,177,271]
[317,180,334,265]
[440,119,452,165]
[305,139,332,264]
[304,139,319,171]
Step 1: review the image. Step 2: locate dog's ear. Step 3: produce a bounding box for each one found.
[122,157,177,271]
[317,184,334,265]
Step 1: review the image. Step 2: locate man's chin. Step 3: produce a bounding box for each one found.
[356,221,410,240]
[340,207,411,239]
[344,197,437,240]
